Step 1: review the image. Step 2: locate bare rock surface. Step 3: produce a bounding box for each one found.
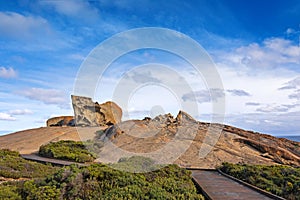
[98,111,300,168]
[71,95,122,126]
[0,127,105,154]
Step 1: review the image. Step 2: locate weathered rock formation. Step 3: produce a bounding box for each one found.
[71,95,122,126]
[46,116,74,127]
[100,111,195,141]
[96,111,300,168]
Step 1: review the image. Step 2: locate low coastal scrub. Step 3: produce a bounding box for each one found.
[110,156,159,173]
[219,162,300,199]
[0,149,59,200]
[0,149,57,179]
[38,140,97,163]
[1,155,204,199]
[19,163,203,199]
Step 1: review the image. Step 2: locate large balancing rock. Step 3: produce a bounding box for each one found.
[71,95,122,126]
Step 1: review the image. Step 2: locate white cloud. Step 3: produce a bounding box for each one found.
[279,77,300,90]
[286,28,296,35]
[17,88,69,109]
[0,11,73,51]
[99,0,151,10]
[245,102,260,106]
[0,109,33,122]
[256,104,298,113]
[128,71,162,83]
[182,89,224,103]
[211,37,300,115]
[225,111,300,135]
[0,67,17,78]
[289,90,300,100]
[40,0,128,35]
[226,89,250,97]
[217,37,300,74]
[68,53,86,61]
[8,109,34,115]
[41,0,100,23]
[0,12,50,39]
[0,113,16,121]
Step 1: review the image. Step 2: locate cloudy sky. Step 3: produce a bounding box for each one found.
[0,0,300,136]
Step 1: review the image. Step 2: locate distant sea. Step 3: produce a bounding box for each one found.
[0,131,12,136]
[278,136,300,142]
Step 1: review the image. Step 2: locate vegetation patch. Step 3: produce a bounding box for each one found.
[39,140,98,163]
[219,162,300,200]
[0,184,22,200]
[0,155,203,199]
[0,149,57,179]
[16,162,204,199]
[1,144,203,199]
[0,149,59,200]
[110,156,160,173]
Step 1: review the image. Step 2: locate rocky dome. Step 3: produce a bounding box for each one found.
[96,111,300,168]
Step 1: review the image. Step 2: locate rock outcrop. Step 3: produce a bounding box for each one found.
[71,95,122,126]
[100,111,192,142]
[46,116,74,127]
[96,111,300,168]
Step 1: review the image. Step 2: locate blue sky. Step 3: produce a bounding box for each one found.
[0,0,300,136]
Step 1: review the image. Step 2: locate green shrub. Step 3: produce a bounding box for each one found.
[0,184,22,200]
[21,180,61,200]
[0,148,204,199]
[39,140,96,163]
[110,156,158,172]
[219,162,300,199]
[0,149,57,179]
[19,161,204,199]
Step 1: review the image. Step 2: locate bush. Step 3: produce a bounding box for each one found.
[0,148,204,199]
[110,156,158,173]
[39,140,96,163]
[219,162,300,199]
[0,149,57,179]
[21,180,61,200]
[0,184,22,200]
[19,160,204,199]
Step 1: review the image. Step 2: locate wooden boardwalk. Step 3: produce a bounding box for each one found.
[191,170,276,200]
[21,154,88,167]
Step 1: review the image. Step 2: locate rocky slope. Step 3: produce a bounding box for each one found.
[98,111,300,168]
